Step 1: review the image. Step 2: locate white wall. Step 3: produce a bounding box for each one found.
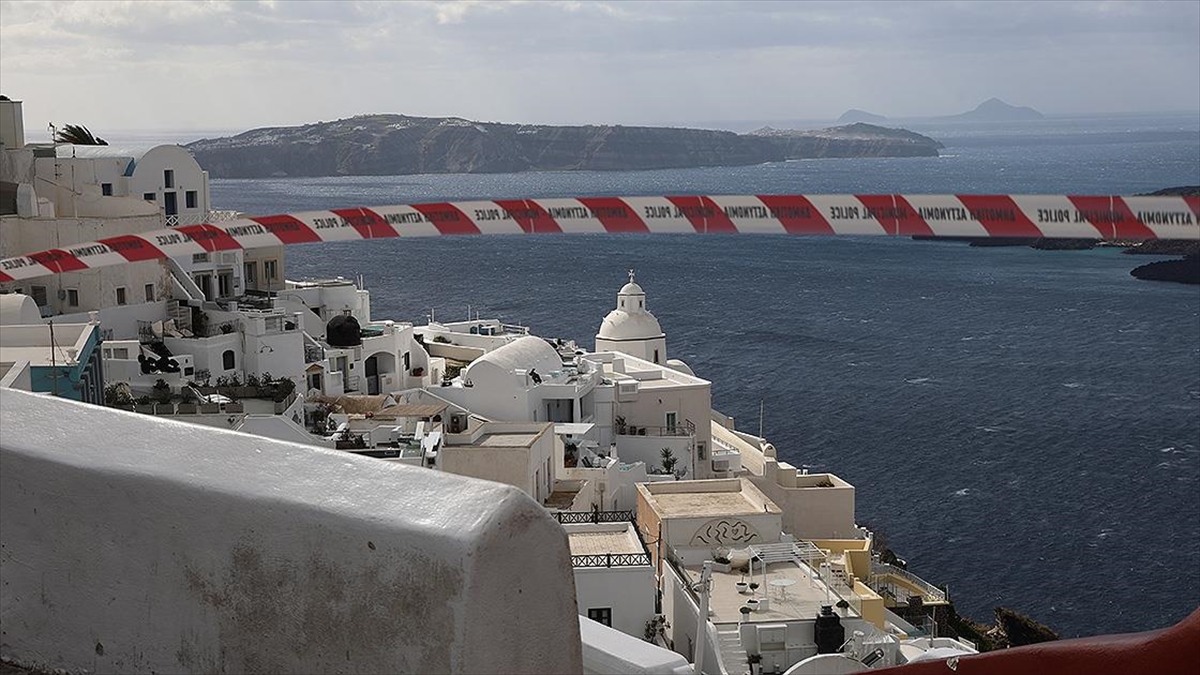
[575,565,657,639]
[616,434,694,478]
[0,389,582,674]
[0,213,171,318]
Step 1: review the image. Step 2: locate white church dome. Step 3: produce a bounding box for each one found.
[598,311,664,341]
[596,272,664,342]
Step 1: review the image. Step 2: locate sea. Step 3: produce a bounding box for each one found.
[190,113,1199,639]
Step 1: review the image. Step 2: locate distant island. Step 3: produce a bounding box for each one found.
[835,98,1044,123]
[943,98,1044,122]
[184,116,942,179]
[837,109,889,124]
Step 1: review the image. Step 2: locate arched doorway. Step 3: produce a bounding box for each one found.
[363,352,397,396]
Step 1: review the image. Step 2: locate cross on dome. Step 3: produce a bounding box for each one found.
[628,269,636,283]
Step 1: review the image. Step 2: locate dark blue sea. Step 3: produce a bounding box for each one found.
[207,114,1200,638]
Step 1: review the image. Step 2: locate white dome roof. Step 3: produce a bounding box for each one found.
[0,294,43,326]
[597,310,664,341]
[597,273,664,342]
[465,335,562,379]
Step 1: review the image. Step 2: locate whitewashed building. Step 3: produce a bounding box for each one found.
[564,521,657,639]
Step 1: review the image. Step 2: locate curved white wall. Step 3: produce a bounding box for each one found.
[0,389,582,674]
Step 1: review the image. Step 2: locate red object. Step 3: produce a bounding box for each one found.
[873,608,1200,675]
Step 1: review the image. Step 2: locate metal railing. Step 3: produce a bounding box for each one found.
[615,419,696,437]
[570,552,651,568]
[554,510,635,525]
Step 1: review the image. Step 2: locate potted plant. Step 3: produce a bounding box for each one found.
[748,653,762,675]
[736,574,749,594]
[746,596,760,610]
[134,395,154,414]
[614,415,627,435]
[739,605,752,623]
[836,599,851,616]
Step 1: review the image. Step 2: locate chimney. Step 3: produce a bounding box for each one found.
[0,98,25,149]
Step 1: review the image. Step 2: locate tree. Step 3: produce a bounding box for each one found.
[53,123,108,145]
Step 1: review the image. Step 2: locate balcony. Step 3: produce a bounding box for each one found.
[614,419,696,438]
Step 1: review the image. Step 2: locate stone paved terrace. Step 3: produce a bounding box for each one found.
[698,561,859,626]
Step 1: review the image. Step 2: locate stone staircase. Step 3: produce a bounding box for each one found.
[717,626,748,675]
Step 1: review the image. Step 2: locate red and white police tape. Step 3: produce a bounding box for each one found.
[2,193,1197,283]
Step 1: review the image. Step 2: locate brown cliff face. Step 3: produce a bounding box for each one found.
[186,115,942,179]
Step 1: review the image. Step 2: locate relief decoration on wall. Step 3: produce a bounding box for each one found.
[689,518,760,546]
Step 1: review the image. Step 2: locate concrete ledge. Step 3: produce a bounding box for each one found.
[0,390,582,674]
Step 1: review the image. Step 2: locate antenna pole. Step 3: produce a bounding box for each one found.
[759,399,764,438]
[50,320,59,396]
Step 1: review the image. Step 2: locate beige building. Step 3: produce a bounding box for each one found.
[636,478,783,573]
[713,422,859,540]
[440,421,556,504]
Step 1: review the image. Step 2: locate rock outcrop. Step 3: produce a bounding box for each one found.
[1130,254,1200,285]
[185,115,942,179]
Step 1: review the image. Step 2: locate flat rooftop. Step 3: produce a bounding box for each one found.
[565,523,646,557]
[639,478,780,519]
[476,431,540,448]
[694,561,860,626]
[447,423,551,450]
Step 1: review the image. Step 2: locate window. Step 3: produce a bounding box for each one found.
[67,288,79,307]
[697,442,707,461]
[193,253,209,264]
[264,259,278,281]
[101,183,113,196]
[653,348,659,364]
[30,285,47,306]
[115,287,127,305]
[143,192,156,202]
[666,411,677,431]
[218,272,233,298]
[113,348,129,359]
[185,190,197,209]
[164,169,175,188]
[243,261,257,284]
[144,283,154,302]
[222,350,236,371]
[587,608,612,628]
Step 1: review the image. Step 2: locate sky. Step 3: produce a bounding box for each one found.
[1,0,1198,136]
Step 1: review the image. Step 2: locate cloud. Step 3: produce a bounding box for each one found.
[1,0,1196,133]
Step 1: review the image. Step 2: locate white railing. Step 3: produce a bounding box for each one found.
[163,210,243,227]
[870,561,948,603]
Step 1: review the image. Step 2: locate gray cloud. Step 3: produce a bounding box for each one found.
[1,0,1196,134]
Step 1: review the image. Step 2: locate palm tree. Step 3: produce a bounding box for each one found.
[53,123,108,146]
[660,447,678,475]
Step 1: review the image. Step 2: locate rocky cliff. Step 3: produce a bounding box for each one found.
[185,115,942,178]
